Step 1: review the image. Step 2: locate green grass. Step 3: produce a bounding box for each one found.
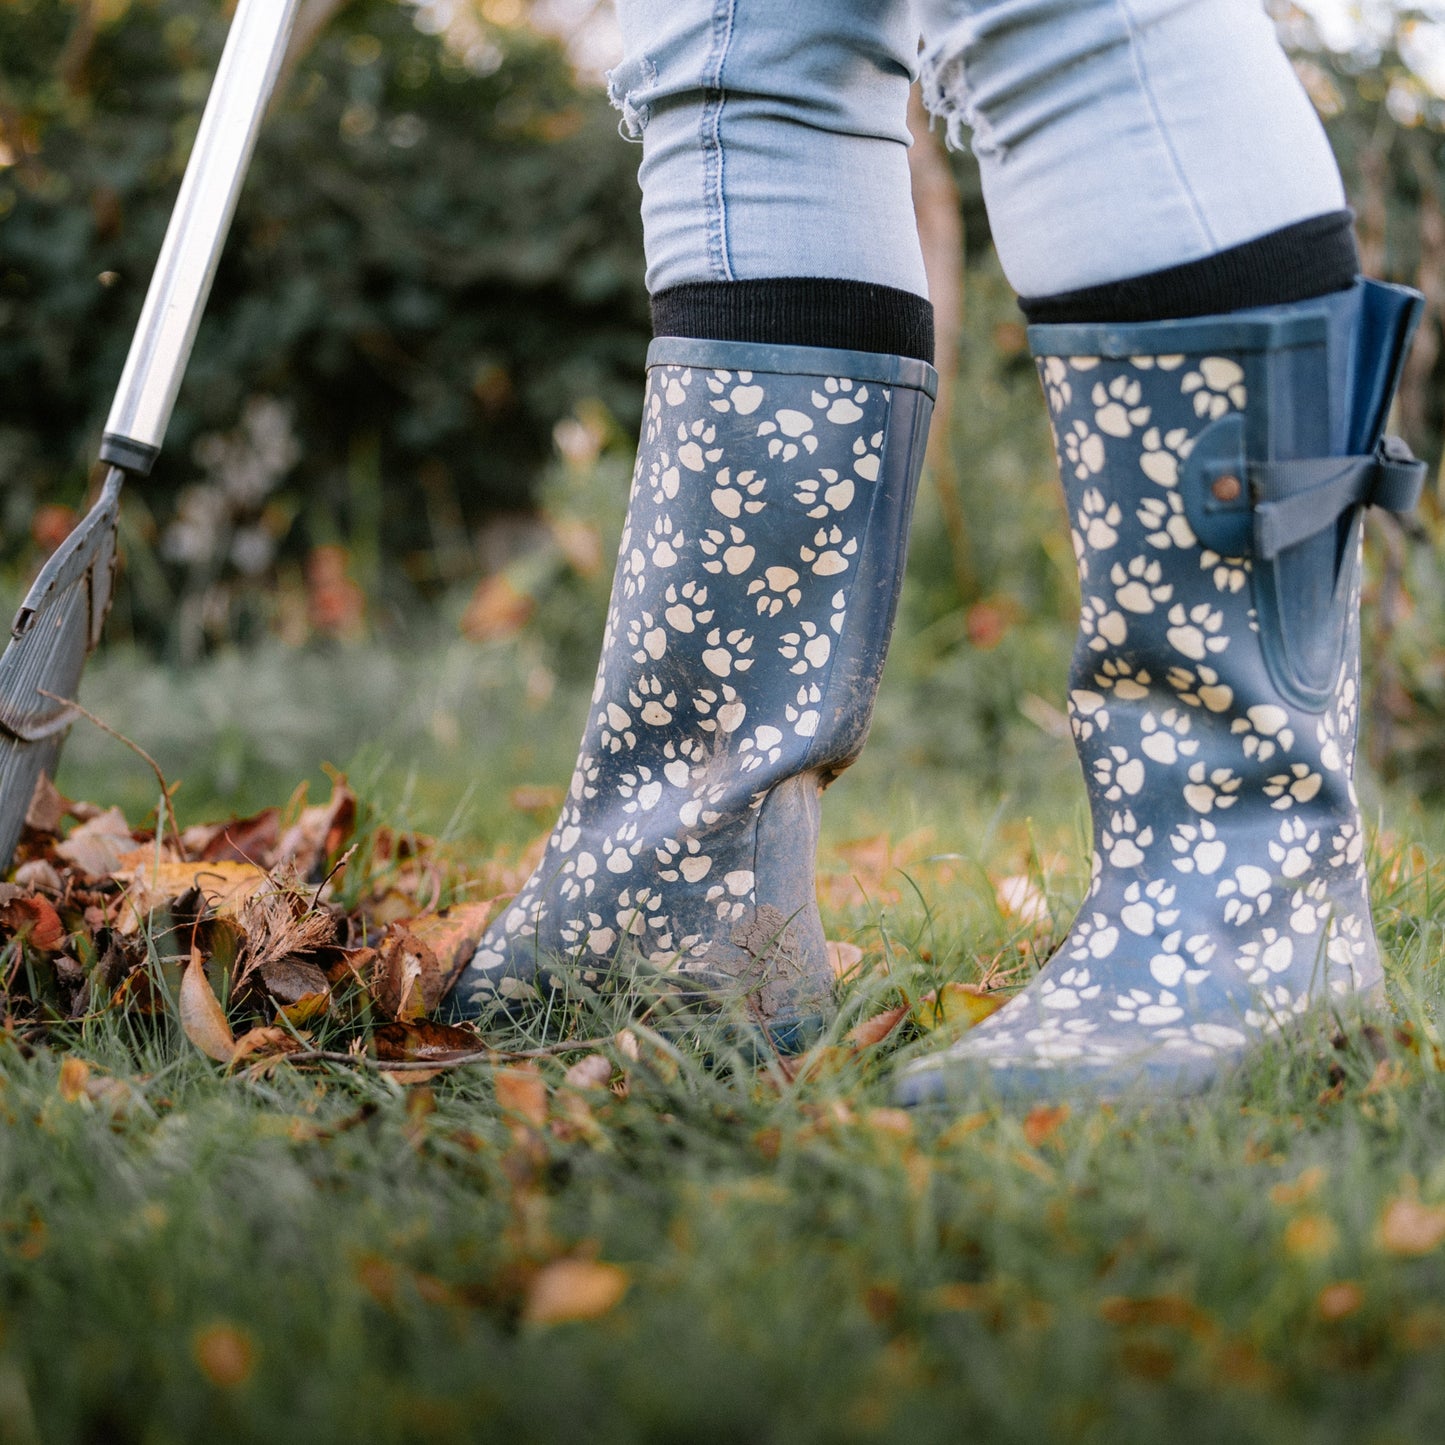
[5,635,1445,1444]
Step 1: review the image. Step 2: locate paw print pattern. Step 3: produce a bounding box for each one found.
[903,335,1382,1096]
[456,354,926,1016]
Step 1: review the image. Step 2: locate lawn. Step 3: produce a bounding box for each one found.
[3,631,1445,1444]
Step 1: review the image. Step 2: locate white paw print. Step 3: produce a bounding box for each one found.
[645,451,681,503]
[705,868,756,923]
[644,513,685,571]
[746,565,803,618]
[626,611,668,664]
[1063,420,1107,479]
[739,723,786,769]
[1217,862,1275,925]
[1069,688,1110,742]
[851,432,882,482]
[1268,816,1321,880]
[626,674,678,727]
[1080,596,1129,652]
[1096,658,1152,699]
[1139,425,1193,488]
[1181,357,1247,420]
[1111,555,1174,614]
[798,524,858,577]
[1187,1021,1247,1051]
[1244,984,1311,1034]
[699,523,756,578]
[793,467,856,518]
[1109,988,1185,1026]
[1093,744,1146,800]
[1138,490,1197,550]
[1264,762,1323,810]
[699,624,755,679]
[1076,487,1122,549]
[1334,675,1359,744]
[1119,878,1180,936]
[756,407,819,461]
[1093,376,1151,437]
[1287,877,1332,936]
[1040,963,1106,1007]
[702,369,764,417]
[691,683,744,736]
[1139,707,1199,765]
[809,375,871,426]
[674,417,723,472]
[1169,819,1227,876]
[1166,602,1228,660]
[1236,928,1295,985]
[709,467,766,519]
[1200,549,1249,594]
[1328,821,1364,871]
[1147,928,1214,987]
[661,579,713,634]
[1167,664,1233,714]
[1229,703,1295,762]
[778,618,832,674]
[1183,761,1241,814]
[785,681,822,738]
[1325,911,1369,973]
[1099,809,1154,868]
[1316,714,1344,774]
[1041,356,1072,412]
[597,698,637,754]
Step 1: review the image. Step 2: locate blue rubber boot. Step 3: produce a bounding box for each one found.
[448,338,936,1039]
[899,280,1425,1104]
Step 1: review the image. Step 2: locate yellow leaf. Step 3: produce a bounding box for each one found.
[826,940,864,982]
[1377,1197,1445,1257]
[914,981,1005,1034]
[57,1057,91,1103]
[1284,1213,1338,1259]
[847,1004,909,1049]
[180,950,236,1063]
[522,1259,629,1326]
[116,858,270,934]
[495,1065,548,1128]
[1270,1166,1326,1208]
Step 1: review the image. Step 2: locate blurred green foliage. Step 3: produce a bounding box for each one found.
[0,0,648,647]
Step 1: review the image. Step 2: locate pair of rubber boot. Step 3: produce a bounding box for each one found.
[447,280,1426,1103]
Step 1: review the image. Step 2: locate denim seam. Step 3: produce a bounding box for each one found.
[1114,0,1217,254]
[700,0,737,281]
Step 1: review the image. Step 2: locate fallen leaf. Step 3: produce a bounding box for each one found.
[0,894,66,951]
[179,950,236,1063]
[995,874,1050,925]
[864,1107,914,1138]
[181,807,282,865]
[847,1004,909,1048]
[13,859,62,893]
[1022,1103,1069,1148]
[495,1064,548,1128]
[1098,1295,1212,1334]
[192,1323,255,1389]
[1317,1282,1364,1321]
[914,981,1005,1034]
[230,1027,301,1067]
[461,573,534,643]
[1284,1213,1337,1259]
[257,955,330,1007]
[509,785,564,814]
[55,807,138,878]
[826,940,864,982]
[401,902,498,994]
[274,780,356,879]
[563,1054,613,1091]
[370,1020,484,1063]
[24,772,67,835]
[116,858,270,934]
[58,1056,91,1102]
[1377,1197,1445,1257]
[1270,1166,1326,1208]
[369,930,442,1021]
[522,1258,629,1326]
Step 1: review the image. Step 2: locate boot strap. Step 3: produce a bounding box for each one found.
[1252,435,1428,558]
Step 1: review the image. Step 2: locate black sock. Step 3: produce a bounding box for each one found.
[650,278,935,366]
[1019,212,1360,326]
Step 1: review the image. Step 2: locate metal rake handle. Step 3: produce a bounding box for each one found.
[101,0,302,475]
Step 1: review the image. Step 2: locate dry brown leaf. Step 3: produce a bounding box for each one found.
[24,772,67,835]
[181,807,282,865]
[13,859,62,894]
[58,1056,91,1102]
[826,940,864,982]
[179,950,236,1063]
[495,1064,548,1128]
[230,1026,301,1067]
[369,931,442,1021]
[914,982,1006,1034]
[522,1258,629,1326]
[258,956,330,1007]
[563,1054,614,1091]
[56,807,138,878]
[847,1003,910,1049]
[370,1019,484,1062]
[274,780,357,878]
[402,902,499,993]
[461,572,534,643]
[116,858,271,935]
[192,1323,255,1389]
[1377,1197,1445,1257]
[0,893,66,951]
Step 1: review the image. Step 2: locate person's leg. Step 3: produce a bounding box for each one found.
[899,0,1426,1101]
[447,0,938,1035]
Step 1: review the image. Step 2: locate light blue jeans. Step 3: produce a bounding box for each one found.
[607,0,1347,301]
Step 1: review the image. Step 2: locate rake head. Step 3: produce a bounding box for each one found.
[0,469,123,870]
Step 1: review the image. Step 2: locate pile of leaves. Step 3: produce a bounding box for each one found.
[0,772,500,1075]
